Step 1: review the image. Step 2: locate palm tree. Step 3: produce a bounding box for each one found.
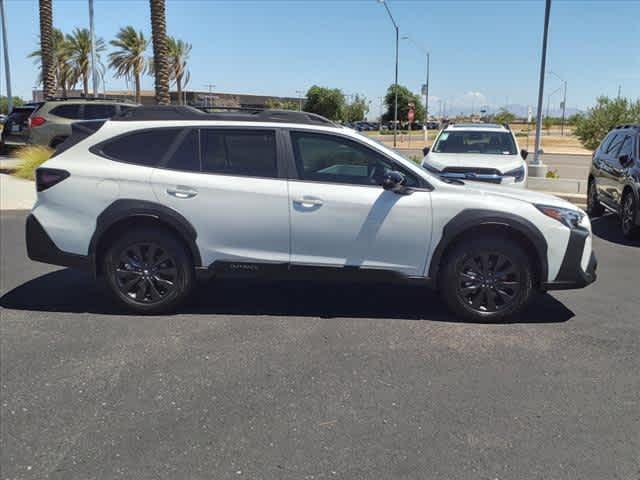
[29,28,76,97]
[167,37,192,105]
[65,28,105,97]
[149,0,170,105]
[39,0,56,98]
[109,26,149,104]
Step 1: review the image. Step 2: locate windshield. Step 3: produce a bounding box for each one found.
[432,130,517,155]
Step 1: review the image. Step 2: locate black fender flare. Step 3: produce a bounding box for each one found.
[428,209,549,285]
[89,199,202,268]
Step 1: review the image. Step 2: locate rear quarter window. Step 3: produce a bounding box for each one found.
[98,128,182,166]
[49,104,83,119]
[84,104,117,120]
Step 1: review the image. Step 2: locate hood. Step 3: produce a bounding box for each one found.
[424,152,523,173]
[460,180,579,210]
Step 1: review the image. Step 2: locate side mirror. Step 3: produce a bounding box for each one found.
[422,146,430,156]
[619,154,632,167]
[382,170,407,193]
[521,149,528,160]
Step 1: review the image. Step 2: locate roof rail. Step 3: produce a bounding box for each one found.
[43,96,136,103]
[614,124,640,130]
[113,105,336,126]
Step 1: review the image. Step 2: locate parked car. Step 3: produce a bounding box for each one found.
[26,106,596,321]
[421,123,529,188]
[587,123,640,238]
[0,104,39,152]
[0,98,136,150]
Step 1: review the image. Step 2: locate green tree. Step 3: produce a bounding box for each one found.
[29,28,75,97]
[65,28,106,96]
[264,98,299,111]
[1,96,25,114]
[342,94,368,122]
[150,0,170,105]
[167,37,192,105]
[383,84,425,123]
[543,116,554,132]
[109,26,149,104]
[493,108,516,125]
[567,113,583,126]
[39,0,56,98]
[303,85,345,120]
[575,96,640,150]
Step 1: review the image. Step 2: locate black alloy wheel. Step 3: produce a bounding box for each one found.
[115,242,178,304]
[455,251,522,313]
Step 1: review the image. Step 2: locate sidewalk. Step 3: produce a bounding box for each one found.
[0,174,36,210]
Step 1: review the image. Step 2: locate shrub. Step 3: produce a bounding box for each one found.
[575,96,640,150]
[546,169,559,179]
[13,145,54,180]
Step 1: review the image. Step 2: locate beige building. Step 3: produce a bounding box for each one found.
[32,89,301,109]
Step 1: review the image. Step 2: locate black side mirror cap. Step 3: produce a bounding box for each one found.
[619,154,632,166]
[422,146,430,156]
[382,170,410,194]
[521,149,529,160]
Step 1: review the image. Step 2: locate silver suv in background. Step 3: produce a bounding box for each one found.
[0,98,137,150]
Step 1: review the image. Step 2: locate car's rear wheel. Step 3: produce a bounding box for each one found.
[586,179,604,217]
[440,235,534,322]
[621,192,639,239]
[103,227,194,313]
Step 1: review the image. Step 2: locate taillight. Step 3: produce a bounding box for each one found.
[29,116,46,127]
[36,168,69,192]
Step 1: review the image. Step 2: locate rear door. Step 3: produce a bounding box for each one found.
[613,134,635,203]
[597,132,624,205]
[150,127,290,268]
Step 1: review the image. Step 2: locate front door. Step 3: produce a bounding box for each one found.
[287,131,432,277]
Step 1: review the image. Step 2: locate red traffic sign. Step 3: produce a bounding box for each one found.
[408,109,415,122]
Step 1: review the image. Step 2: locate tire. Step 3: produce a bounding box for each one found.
[620,191,640,239]
[586,179,604,217]
[103,227,195,314]
[439,235,534,322]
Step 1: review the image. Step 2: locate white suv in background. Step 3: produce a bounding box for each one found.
[422,123,529,187]
[26,107,596,322]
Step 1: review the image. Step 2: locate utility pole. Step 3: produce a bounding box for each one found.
[296,90,304,111]
[379,0,399,147]
[0,0,12,114]
[203,83,215,108]
[88,0,99,97]
[532,0,551,177]
[617,85,621,99]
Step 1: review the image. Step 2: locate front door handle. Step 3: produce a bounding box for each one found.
[293,196,324,207]
[166,186,198,199]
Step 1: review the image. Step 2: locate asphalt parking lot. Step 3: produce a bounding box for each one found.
[1,210,638,480]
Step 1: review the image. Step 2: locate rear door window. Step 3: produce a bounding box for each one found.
[49,104,83,119]
[165,130,200,172]
[84,104,117,120]
[99,128,181,166]
[605,133,624,156]
[200,129,277,178]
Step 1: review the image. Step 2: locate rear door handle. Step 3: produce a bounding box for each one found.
[166,186,198,199]
[293,196,324,206]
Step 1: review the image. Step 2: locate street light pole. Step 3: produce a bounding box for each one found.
[379,0,399,147]
[402,35,430,141]
[88,0,99,98]
[0,0,13,114]
[532,0,551,176]
[549,71,567,136]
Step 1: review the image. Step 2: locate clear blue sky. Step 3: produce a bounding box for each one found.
[2,0,639,117]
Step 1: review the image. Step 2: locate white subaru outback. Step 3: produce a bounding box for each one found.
[26,106,596,322]
[422,123,529,187]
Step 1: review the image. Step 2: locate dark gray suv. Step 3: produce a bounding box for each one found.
[587,124,640,238]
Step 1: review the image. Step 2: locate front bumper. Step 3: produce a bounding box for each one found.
[541,227,597,290]
[26,214,93,271]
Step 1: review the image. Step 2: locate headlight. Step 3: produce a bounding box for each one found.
[535,204,585,229]
[422,162,441,174]
[504,165,525,182]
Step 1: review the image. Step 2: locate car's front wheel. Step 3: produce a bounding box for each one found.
[439,235,534,322]
[621,192,639,239]
[103,227,195,313]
